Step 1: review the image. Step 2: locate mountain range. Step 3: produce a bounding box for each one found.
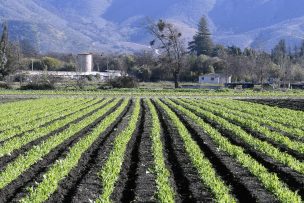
[1,0,304,53]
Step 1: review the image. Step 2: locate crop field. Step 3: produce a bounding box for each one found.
[0,96,303,203]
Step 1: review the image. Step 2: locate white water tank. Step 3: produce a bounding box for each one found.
[77,53,93,73]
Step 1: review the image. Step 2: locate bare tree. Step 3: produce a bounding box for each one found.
[256,52,272,86]
[148,19,186,88]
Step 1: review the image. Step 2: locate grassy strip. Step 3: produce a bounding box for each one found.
[0,98,109,158]
[0,98,90,141]
[1,89,304,97]
[156,99,236,203]
[20,99,130,203]
[96,99,141,203]
[145,99,175,203]
[174,99,304,175]
[167,99,301,203]
[0,98,120,189]
[192,99,304,154]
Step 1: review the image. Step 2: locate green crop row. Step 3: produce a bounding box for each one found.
[0,98,53,119]
[156,99,236,203]
[191,99,304,154]
[0,98,96,142]
[0,98,111,158]
[0,98,91,140]
[173,99,304,175]
[145,99,175,203]
[167,99,301,203]
[210,99,304,130]
[0,98,73,129]
[20,99,130,203]
[208,99,304,137]
[96,99,141,203]
[0,98,121,189]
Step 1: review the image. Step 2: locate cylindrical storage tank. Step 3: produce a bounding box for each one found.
[77,53,93,73]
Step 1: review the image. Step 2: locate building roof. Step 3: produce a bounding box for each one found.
[78,53,93,55]
[200,73,231,78]
[18,71,122,77]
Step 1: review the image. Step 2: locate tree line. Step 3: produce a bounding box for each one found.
[1,17,304,88]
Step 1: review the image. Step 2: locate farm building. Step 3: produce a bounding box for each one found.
[15,53,124,82]
[18,70,123,81]
[199,73,232,85]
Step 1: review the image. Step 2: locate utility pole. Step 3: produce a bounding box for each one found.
[101,53,109,72]
[31,59,34,71]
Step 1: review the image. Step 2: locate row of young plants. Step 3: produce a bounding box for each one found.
[96,99,141,203]
[0,98,91,139]
[191,99,304,154]
[209,99,304,131]
[0,98,112,158]
[208,99,304,137]
[213,98,304,121]
[0,98,121,190]
[145,99,175,203]
[0,98,95,142]
[0,98,53,119]
[166,99,302,203]
[0,98,73,129]
[20,99,130,203]
[174,99,304,175]
[213,100,304,130]
[156,99,236,202]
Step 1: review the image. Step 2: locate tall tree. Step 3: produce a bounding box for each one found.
[299,40,304,57]
[0,21,8,79]
[271,39,292,87]
[148,19,186,88]
[188,16,213,56]
[271,39,287,65]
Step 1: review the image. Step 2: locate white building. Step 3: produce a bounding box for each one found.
[16,53,124,82]
[18,70,123,81]
[199,73,232,85]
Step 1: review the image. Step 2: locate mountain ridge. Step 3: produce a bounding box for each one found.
[1,0,304,53]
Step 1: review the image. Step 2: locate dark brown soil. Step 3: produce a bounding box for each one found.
[111,100,145,202]
[242,99,304,111]
[200,108,304,161]
[154,100,214,202]
[44,100,132,203]
[166,99,278,202]
[133,101,157,202]
[0,99,124,203]
[175,100,304,198]
[0,99,110,168]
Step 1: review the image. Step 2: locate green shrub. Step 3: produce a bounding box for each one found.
[107,76,138,88]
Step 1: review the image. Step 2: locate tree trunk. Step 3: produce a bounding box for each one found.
[173,71,179,88]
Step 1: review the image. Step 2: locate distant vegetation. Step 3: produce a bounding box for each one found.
[0,16,304,89]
